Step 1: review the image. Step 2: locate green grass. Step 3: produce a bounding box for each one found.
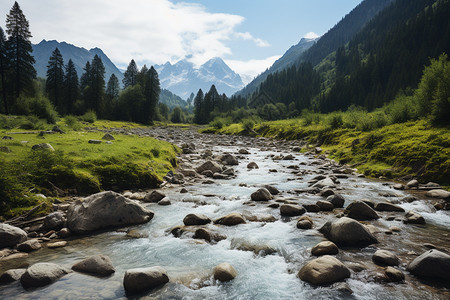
[0,116,180,219]
[208,118,449,187]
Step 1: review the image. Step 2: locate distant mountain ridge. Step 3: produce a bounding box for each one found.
[155,57,244,99]
[237,37,317,97]
[32,40,124,84]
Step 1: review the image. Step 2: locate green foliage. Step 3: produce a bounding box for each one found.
[170,106,185,123]
[384,94,417,124]
[64,115,82,130]
[80,110,97,123]
[46,47,65,112]
[209,116,231,129]
[326,112,344,129]
[14,94,58,124]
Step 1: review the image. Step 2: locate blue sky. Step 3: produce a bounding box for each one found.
[0,0,362,82]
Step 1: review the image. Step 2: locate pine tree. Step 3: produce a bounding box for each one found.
[64,59,79,114]
[45,47,65,112]
[5,1,36,100]
[136,64,148,87]
[89,54,105,117]
[106,74,120,100]
[193,89,204,124]
[143,66,160,124]
[123,59,138,88]
[80,61,91,91]
[0,26,8,114]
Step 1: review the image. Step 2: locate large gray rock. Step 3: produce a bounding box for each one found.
[183,213,211,226]
[280,204,306,216]
[213,263,237,282]
[44,211,65,231]
[425,189,450,200]
[404,211,425,224]
[20,263,70,288]
[312,177,335,189]
[298,255,350,285]
[372,250,399,266]
[123,266,169,293]
[311,241,339,256]
[407,249,450,281]
[327,194,345,208]
[196,161,222,174]
[66,191,154,234]
[385,266,405,282]
[345,201,379,220]
[319,217,378,247]
[251,188,273,201]
[0,223,27,248]
[31,143,55,151]
[221,154,239,166]
[72,255,115,276]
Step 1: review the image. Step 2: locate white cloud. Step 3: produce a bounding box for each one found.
[226,55,281,84]
[0,0,268,68]
[304,32,320,39]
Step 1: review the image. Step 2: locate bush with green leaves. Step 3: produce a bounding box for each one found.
[80,110,97,123]
[64,115,82,130]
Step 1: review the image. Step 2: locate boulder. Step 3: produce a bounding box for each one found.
[316,200,334,211]
[183,214,211,226]
[319,217,378,247]
[72,255,115,276]
[384,266,405,282]
[31,143,55,151]
[193,228,226,243]
[303,204,321,213]
[0,268,26,284]
[47,241,67,248]
[406,179,419,188]
[239,149,250,154]
[374,202,405,212]
[0,223,27,248]
[327,194,345,208]
[196,161,222,174]
[158,199,171,206]
[123,266,169,293]
[179,169,198,178]
[280,204,306,216]
[345,201,379,220]
[264,185,280,195]
[88,139,101,144]
[213,263,237,282]
[251,188,273,201]
[143,190,166,203]
[311,241,339,256]
[297,216,313,229]
[102,133,115,141]
[311,177,335,189]
[43,211,65,231]
[215,213,246,226]
[372,250,399,266]
[403,211,425,225]
[66,191,154,234]
[298,255,350,285]
[247,162,259,169]
[425,189,450,200]
[17,239,42,252]
[222,168,235,176]
[20,263,70,288]
[221,154,238,166]
[126,229,148,238]
[52,126,65,134]
[407,249,450,281]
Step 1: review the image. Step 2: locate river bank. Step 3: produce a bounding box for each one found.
[1,125,449,299]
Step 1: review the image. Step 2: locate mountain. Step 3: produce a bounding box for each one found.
[155,57,244,99]
[237,37,317,97]
[32,40,124,84]
[237,0,395,97]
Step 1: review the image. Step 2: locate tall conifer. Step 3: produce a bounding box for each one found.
[45,47,64,112]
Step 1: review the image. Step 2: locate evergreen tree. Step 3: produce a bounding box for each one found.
[80,61,91,91]
[64,59,79,114]
[193,89,204,124]
[0,26,8,114]
[45,47,64,112]
[136,64,148,87]
[106,74,120,100]
[123,59,138,88]
[5,1,36,101]
[89,54,106,117]
[143,66,160,124]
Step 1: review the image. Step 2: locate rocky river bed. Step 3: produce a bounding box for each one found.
[0,126,449,299]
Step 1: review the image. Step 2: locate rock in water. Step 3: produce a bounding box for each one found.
[213,263,237,282]
[196,161,222,174]
[17,239,42,252]
[123,266,169,293]
[221,154,239,166]
[20,263,70,288]
[72,255,115,276]
[311,241,339,256]
[372,250,400,266]
[407,249,450,281]
[251,188,273,201]
[214,213,246,226]
[143,190,166,203]
[280,204,306,216]
[43,211,65,231]
[183,213,211,226]
[298,255,350,285]
[0,223,27,248]
[403,211,425,224]
[374,202,405,212]
[66,191,154,234]
[345,201,379,220]
[0,269,26,284]
[327,194,345,208]
[319,217,378,247]
[385,267,405,282]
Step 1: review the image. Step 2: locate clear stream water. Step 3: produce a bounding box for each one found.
[0,134,449,299]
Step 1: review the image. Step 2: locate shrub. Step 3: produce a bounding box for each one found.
[327,113,343,129]
[80,110,97,123]
[65,115,82,130]
[19,115,47,130]
[241,118,256,132]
